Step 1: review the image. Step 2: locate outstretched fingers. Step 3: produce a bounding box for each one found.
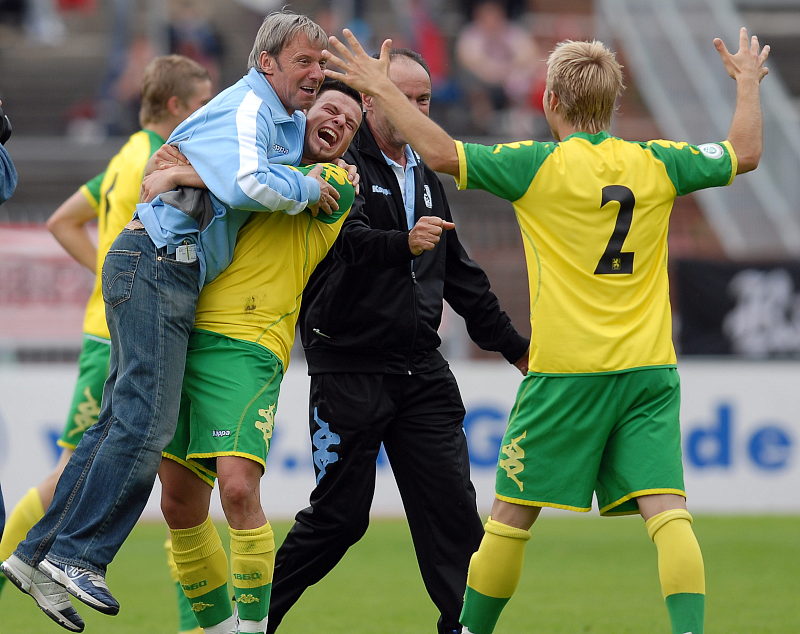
[340,28,369,58]
[322,30,394,95]
[714,27,770,81]
[759,43,771,64]
[739,25,750,51]
[322,40,348,82]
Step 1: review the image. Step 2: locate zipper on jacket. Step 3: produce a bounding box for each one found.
[407,266,419,374]
[313,328,332,339]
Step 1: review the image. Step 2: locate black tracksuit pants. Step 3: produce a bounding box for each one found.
[267,366,484,633]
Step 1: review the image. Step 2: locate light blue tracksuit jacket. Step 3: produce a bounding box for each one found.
[136,67,321,287]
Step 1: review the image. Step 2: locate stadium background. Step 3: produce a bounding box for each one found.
[0,0,798,609]
[0,0,798,516]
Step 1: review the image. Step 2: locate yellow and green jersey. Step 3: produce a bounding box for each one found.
[455,131,737,375]
[78,171,104,211]
[81,129,166,339]
[193,163,354,369]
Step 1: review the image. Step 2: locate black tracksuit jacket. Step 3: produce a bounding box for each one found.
[299,122,528,373]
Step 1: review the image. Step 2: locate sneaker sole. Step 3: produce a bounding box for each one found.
[1,560,85,632]
[38,559,120,616]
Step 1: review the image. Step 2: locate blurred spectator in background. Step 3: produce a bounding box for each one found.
[167,0,223,89]
[0,0,66,44]
[85,0,222,138]
[455,0,544,137]
[459,0,525,20]
[314,0,373,57]
[396,0,461,106]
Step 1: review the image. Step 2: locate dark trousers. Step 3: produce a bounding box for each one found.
[267,366,484,633]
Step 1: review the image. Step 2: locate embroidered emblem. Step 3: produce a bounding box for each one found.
[311,407,340,484]
[255,404,276,451]
[499,431,527,492]
[69,386,100,438]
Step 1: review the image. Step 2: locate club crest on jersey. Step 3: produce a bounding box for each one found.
[271,143,289,155]
[423,184,432,209]
[698,143,724,159]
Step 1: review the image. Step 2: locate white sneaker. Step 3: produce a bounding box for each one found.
[1,555,85,631]
[38,557,120,615]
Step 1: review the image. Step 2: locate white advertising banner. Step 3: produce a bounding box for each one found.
[0,360,797,519]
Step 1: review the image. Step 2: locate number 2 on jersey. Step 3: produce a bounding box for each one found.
[594,185,634,275]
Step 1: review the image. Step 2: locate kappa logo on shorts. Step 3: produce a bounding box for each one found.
[212,429,231,437]
[499,431,527,492]
[70,386,100,438]
[255,403,276,451]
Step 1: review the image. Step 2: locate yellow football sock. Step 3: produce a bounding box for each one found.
[170,517,232,629]
[0,487,44,562]
[646,509,705,634]
[164,537,202,633]
[461,517,531,634]
[229,522,275,634]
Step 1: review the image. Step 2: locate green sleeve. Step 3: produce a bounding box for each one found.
[457,140,556,201]
[643,140,736,196]
[80,171,105,209]
[295,163,355,224]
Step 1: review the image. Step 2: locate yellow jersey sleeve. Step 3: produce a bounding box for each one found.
[462,131,736,374]
[82,129,164,338]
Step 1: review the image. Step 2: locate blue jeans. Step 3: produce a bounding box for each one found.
[14,228,199,574]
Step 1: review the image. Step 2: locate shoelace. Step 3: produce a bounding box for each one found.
[65,566,107,590]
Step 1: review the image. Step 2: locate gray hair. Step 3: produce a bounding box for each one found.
[247,10,327,71]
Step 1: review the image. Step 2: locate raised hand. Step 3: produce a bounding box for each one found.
[714,26,770,83]
[322,29,394,96]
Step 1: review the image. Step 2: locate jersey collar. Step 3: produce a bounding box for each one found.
[561,130,612,144]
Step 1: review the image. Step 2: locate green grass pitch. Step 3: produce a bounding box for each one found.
[2,515,798,633]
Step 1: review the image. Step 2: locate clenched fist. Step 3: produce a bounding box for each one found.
[408,216,455,255]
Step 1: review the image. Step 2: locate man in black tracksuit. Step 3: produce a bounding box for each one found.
[267,49,528,634]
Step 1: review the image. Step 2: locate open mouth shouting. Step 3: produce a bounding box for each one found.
[317,126,339,149]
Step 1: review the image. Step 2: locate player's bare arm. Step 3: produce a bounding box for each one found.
[715,26,770,174]
[323,30,459,177]
[46,189,99,271]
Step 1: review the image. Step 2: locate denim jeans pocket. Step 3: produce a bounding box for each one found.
[103,249,141,307]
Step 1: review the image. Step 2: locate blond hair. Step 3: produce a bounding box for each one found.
[139,55,210,126]
[546,40,624,133]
